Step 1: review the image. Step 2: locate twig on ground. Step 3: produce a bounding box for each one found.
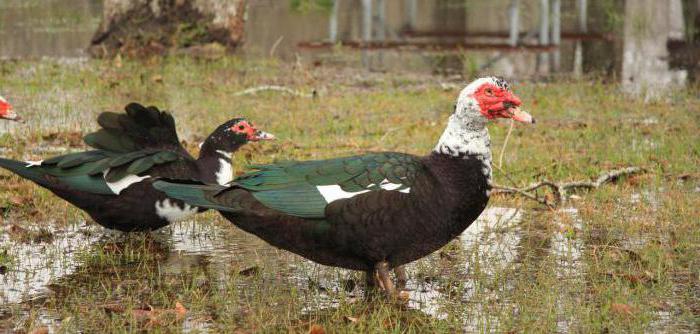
[233,85,313,98]
[492,167,647,208]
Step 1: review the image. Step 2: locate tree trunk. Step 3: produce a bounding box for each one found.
[89,0,246,58]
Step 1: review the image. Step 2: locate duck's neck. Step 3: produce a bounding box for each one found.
[197,141,240,185]
[433,111,492,181]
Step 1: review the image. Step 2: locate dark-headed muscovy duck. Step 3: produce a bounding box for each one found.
[154,77,533,295]
[0,103,274,231]
[0,95,20,121]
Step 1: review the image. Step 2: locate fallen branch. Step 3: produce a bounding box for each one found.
[493,167,647,208]
[233,85,314,98]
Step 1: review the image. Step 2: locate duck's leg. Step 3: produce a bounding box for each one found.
[365,270,377,288]
[375,261,396,297]
[394,265,407,291]
[364,270,381,299]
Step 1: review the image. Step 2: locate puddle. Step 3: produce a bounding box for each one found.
[3,201,694,331]
[167,208,527,325]
[551,207,586,332]
[459,207,523,275]
[0,222,102,307]
[399,207,524,329]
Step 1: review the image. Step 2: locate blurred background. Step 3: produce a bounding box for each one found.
[0,0,698,96]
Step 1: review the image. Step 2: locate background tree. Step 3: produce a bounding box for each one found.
[89,0,246,58]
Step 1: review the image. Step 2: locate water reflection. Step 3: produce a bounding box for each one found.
[0,0,102,59]
[0,222,102,306]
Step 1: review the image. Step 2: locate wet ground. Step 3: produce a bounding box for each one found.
[1,207,520,314]
[2,194,695,332]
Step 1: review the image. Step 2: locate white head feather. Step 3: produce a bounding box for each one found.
[433,77,506,158]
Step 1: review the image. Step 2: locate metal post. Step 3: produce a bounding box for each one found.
[405,0,417,30]
[375,0,385,68]
[551,0,561,71]
[361,0,373,67]
[574,0,587,77]
[329,0,340,42]
[362,0,373,42]
[579,0,588,33]
[508,0,520,47]
[538,0,550,74]
[376,0,386,41]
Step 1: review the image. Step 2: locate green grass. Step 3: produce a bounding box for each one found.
[0,57,698,333]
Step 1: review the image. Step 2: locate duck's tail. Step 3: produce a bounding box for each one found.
[0,158,48,185]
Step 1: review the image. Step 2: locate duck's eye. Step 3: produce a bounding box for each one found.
[238,125,245,130]
[485,88,493,95]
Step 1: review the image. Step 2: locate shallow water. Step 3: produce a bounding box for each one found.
[1,195,695,332]
[0,222,102,306]
[0,207,525,324]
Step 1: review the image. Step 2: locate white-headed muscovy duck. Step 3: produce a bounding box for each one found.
[0,95,20,121]
[154,77,533,295]
[0,103,274,231]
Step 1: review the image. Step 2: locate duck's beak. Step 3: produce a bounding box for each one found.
[1,108,22,123]
[508,106,535,124]
[251,130,275,141]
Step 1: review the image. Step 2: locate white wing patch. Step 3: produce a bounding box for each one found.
[155,199,198,223]
[103,169,150,194]
[317,185,370,203]
[316,178,411,203]
[25,160,43,167]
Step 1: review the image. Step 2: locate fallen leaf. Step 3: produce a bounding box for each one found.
[175,301,187,320]
[101,301,188,328]
[29,327,49,334]
[611,303,636,317]
[309,324,325,334]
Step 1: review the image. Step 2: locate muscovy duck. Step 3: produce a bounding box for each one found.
[0,95,20,121]
[154,77,533,295]
[0,103,274,231]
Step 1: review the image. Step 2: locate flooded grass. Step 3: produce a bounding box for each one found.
[0,57,698,332]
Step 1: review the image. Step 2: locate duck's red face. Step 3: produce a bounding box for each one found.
[230,120,275,142]
[0,96,19,121]
[473,83,533,123]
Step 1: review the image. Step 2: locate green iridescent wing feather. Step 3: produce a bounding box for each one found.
[231,152,421,218]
